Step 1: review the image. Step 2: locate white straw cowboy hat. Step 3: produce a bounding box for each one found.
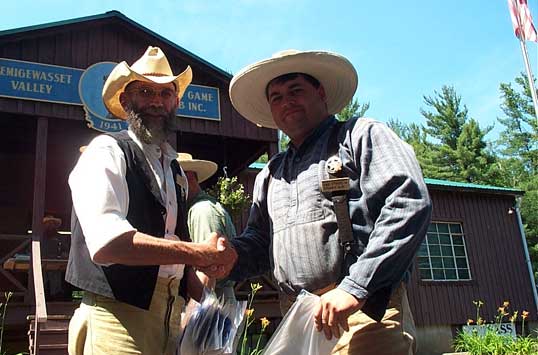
[177,153,218,183]
[102,46,193,120]
[229,49,358,129]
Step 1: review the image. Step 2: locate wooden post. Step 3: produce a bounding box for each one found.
[28,116,48,325]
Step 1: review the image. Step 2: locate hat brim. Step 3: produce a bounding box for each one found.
[229,51,358,129]
[43,217,62,228]
[180,160,218,183]
[102,61,193,120]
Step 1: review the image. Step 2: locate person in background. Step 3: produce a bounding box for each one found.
[42,215,70,300]
[66,46,236,355]
[223,49,432,354]
[178,153,238,301]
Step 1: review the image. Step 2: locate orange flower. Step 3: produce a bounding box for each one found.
[245,309,254,318]
[467,319,474,325]
[522,310,529,320]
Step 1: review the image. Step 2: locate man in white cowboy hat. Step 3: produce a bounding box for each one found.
[177,153,238,301]
[224,49,432,354]
[66,46,236,355]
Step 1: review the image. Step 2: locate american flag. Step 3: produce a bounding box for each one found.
[508,0,538,42]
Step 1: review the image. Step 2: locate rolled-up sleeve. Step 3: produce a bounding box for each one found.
[339,120,432,300]
[69,135,136,260]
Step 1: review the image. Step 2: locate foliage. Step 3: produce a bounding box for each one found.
[207,176,251,221]
[0,292,24,355]
[453,300,537,355]
[0,292,11,355]
[498,73,538,279]
[418,86,497,184]
[336,98,370,121]
[388,76,538,278]
[239,283,270,355]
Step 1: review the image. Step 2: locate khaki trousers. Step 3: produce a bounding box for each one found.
[331,284,417,355]
[68,277,184,355]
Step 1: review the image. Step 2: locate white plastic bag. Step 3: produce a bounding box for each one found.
[179,289,246,355]
[261,290,338,355]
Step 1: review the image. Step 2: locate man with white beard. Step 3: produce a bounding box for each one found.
[66,46,236,355]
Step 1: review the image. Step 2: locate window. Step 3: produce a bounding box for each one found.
[417,222,471,281]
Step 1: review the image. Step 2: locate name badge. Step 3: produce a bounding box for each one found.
[321,177,350,192]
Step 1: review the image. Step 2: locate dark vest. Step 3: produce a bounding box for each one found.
[66,133,190,310]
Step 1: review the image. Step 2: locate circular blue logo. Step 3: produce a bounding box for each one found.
[78,62,128,132]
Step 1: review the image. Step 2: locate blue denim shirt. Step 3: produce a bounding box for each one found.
[230,116,432,305]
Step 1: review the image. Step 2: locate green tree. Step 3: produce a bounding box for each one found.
[498,73,538,278]
[420,86,497,184]
[387,118,438,179]
[336,98,370,121]
[498,73,538,177]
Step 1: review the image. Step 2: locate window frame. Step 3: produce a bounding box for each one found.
[417,221,472,282]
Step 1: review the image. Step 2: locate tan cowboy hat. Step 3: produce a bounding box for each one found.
[42,215,62,229]
[229,49,358,129]
[102,46,193,120]
[177,153,218,183]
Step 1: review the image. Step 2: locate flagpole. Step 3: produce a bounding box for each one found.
[519,38,538,122]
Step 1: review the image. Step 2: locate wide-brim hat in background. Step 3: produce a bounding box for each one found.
[102,46,193,120]
[42,215,62,229]
[229,49,358,129]
[177,153,218,183]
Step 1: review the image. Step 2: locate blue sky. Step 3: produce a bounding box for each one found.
[2,1,537,140]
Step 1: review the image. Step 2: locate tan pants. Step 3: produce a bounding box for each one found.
[331,284,416,355]
[68,277,184,355]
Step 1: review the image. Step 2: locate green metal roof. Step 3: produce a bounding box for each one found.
[0,10,232,80]
[247,162,524,195]
[423,178,523,195]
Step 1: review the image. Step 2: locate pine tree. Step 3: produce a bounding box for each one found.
[336,98,370,121]
[498,73,538,277]
[420,86,497,184]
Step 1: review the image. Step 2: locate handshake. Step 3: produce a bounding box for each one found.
[194,232,238,279]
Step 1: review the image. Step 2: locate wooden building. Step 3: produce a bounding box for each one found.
[1,11,537,355]
[0,11,277,354]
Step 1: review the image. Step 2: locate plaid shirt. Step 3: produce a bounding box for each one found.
[230,116,432,302]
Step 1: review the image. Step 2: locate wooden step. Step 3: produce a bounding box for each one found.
[28,315,70,355]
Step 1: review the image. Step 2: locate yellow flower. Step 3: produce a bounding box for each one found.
[503,301,510,308]
[510,311,518,323]
[467,319,474,325]
[245,309,254,318]
[522,310,529,320]
[260,317,270,329]
[473,300,484,307]
[251,283,263,293]
[498,306,505,313]
[477,317,484,325]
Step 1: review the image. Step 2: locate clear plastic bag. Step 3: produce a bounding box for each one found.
[261,290,338,355]
[179,289,247,355]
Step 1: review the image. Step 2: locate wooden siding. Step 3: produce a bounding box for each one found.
[237,168,537,326]
[0,14,277,143]
[408,189,536,326]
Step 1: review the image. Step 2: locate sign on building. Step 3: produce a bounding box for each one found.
[0,58,221,132]
[462,323,516,339]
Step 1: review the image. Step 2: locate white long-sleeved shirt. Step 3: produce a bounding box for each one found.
[69,129,185,279]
